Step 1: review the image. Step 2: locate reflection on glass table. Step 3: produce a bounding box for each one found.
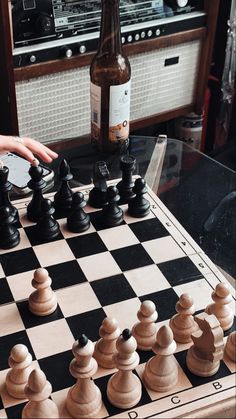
[50,135,236,281]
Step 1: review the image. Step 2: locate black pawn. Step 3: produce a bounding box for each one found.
[88,161,110,208]
[101,185,123,227]
[117,155,136,204]
[128,178,150,218]
[54,159,73,218]
[0,164,19,224]
[27,164,46,222]
[36,198,61,241]
[0,206,20,249]
[67,192,90,233]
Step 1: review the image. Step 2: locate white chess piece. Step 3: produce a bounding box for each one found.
[143,325,178,392]
[29,268,57,316]
[225,331,236,363]
[186,312,224,377]
[66,334,102,418]
[169,293,198,343]
[94,317,120,368]
[5,344,32,399]
[205,283,233,331]
[107,329,141,409]
[22,368,59,418]
[132,300,158,350]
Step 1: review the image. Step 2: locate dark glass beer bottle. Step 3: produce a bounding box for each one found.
[90,0,131,154]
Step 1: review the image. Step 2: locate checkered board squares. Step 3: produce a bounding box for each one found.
[0,179,235,419]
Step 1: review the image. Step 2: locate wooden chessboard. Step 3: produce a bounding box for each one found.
[0,179,235,419]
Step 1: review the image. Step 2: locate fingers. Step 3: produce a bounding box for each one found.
[22,137,58,163]
[8,140,36,163]
[0,135,58,164]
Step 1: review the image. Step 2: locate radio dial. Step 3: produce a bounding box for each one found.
[36,13,53,36]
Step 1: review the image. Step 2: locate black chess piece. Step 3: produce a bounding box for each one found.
[128,178,150,218]
[67,192,90,233]
[0,163,19,224]
[88,161,110,208]
[54,159,73,218]
[117,155,136,204]
[0,206,20,249]
[27,164,46,222]
[36,198,61,241]
[101,185,123,227]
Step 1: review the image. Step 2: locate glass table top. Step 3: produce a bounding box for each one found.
[49,135,236,281]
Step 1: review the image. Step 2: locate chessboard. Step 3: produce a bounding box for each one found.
[0,177,235,419]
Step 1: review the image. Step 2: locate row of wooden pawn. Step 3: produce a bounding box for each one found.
[28,266,234,337]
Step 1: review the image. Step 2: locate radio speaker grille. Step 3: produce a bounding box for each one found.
[15,40,201,144]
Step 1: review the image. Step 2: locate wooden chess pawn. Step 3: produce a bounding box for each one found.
[22,368,59,418]
[5,344,32,399]
[205,283,234,331]
[186,313,224,377]
[28,268,57,316]
[132,300,158,350]
[169,293,198,343]
[107,329,141,409]
[94,317,120,369]
[143,325,178,392]
[224,331,236,363]
[66,334,102,419]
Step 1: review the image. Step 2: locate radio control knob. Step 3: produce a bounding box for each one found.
[147,30,153,37]
[61,47,73,58]
[79,45,86,54]
[127,35,133,43]
[66,48,73,58]
[135,33,140,41]
[141,31,146,39]
[156,28,161,36]
[29,55,36,64]
[121,37,125,44]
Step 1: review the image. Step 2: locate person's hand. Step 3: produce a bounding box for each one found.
[0,135,58,163]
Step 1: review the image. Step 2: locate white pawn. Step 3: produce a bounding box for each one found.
[22,368,59,419]
[107,329,141,409]
[169,293,198,343]
[143,325,178,392]
[29,268,57,316]
[205,283,233,331]
[5,344,32,399]
[132,300,158,350]
[225,331,236,363]
[94,317,120,369]
[66,334,102,419]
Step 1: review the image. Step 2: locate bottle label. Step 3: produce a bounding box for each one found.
[109,80,131,142]
[90,80,131,143]
[91,83,102,140]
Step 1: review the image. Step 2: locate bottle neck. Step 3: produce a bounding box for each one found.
[98,0,122,54]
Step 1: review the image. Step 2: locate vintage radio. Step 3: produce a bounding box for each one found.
[12,0,205,66]
[5,0,218,145]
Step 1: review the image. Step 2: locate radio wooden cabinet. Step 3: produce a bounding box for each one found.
[0,0,220,146]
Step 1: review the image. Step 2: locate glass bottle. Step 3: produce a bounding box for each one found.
[90,0,131,154]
